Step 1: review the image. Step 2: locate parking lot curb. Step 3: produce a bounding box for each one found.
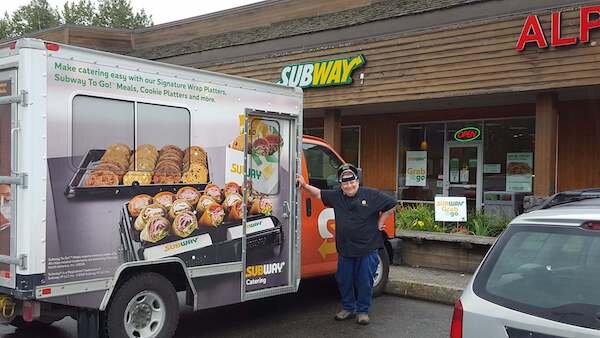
[385,279,463,305]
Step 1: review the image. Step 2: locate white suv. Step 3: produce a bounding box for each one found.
[451,190,600,338]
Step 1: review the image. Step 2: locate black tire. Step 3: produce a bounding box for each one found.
[372,248,390,297]
[106,272,179,338]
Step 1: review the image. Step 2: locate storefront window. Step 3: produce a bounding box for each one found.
[483,118,535,193]
[397,123,445,201]
[397,118,535,209]
[302,126,361,167]
[341,126,360,167]
[304,128,323,138]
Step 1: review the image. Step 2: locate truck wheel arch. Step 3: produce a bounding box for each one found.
[382,232,394,263]
[99,258,195,311]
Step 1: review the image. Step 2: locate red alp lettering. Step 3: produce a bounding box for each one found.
[580,5,600,43]
[552,12,577,47]
[516,15,548,51]
[518,5,600,51]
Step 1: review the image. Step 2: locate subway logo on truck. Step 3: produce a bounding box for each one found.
[278,55,366,88]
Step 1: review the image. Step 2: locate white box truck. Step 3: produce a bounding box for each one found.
[0,38,303,337]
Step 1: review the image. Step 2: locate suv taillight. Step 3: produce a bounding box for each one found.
[450,299,463,338]
[581,221,600,231]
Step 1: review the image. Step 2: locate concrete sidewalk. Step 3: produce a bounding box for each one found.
[385,265,473,305]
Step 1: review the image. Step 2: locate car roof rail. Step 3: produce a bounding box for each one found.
[539,188,600,209]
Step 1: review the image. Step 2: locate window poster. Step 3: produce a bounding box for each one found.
[506,152,533,192]
[450,158,460,183]
[406,151,427,187]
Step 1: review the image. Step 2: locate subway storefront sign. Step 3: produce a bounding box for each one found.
[278,55,365,88]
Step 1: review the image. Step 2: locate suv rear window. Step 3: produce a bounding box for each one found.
[473,224,600,330]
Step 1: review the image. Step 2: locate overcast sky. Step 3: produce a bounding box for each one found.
[0,0,263,25]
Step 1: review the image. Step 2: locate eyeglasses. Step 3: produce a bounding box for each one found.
[340,178,358,186]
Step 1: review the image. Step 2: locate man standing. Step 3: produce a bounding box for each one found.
[297,163,396,325]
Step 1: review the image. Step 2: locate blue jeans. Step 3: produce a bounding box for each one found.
[336,250,379,314]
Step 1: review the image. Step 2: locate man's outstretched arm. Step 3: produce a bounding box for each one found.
[297,175,322,200]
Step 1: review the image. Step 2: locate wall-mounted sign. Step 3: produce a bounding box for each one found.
[516,5,600,51]
[453,127,481,142]
[277,54,365,88]
[405,151,427,187]
[484,164,501,174]
[435,197,467,222]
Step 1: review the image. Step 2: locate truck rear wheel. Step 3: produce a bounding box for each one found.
[372,248,390,297]
[106,272,179,338]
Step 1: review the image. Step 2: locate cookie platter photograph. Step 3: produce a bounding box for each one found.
[65,143,210,198]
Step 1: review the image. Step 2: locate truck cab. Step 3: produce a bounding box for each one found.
[299,135,396,295]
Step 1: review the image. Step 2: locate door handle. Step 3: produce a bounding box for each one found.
[306,198,312,217]
[10,127,19,174]
[282,201,290,219]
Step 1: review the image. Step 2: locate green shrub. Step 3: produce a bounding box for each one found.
[465,211,511,237]
[487,215,511,237]
[395,204,445,233]
[395,205,511,237]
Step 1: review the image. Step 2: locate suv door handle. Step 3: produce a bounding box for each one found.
[306,198,312,217]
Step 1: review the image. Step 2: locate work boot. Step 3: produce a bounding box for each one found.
[334,309,355,321]
[357,313,370,325]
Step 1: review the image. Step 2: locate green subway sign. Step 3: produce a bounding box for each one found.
[277,55,366,88]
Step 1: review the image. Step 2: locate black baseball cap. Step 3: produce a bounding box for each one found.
[337,163,359,182]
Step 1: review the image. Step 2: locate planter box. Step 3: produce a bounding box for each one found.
[394,230,496,273]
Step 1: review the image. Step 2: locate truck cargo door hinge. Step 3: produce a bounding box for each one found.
[0,90,28,107]
[0,173,28,188]
[0,254,27,270]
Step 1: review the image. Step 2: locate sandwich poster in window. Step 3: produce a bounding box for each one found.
[506,152,533,192]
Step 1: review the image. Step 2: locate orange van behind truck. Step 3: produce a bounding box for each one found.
[299,135,398,295]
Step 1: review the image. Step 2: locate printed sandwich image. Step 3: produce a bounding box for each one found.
[507,162,532,175]
[122,182,280,265]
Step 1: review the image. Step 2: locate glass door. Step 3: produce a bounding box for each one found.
[443,142,483,211]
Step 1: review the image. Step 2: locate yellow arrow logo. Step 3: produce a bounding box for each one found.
[318,239,337,259]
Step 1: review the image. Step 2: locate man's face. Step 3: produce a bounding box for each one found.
[340,172,359,197]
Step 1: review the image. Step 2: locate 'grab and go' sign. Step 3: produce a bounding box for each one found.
[277,55,365,88]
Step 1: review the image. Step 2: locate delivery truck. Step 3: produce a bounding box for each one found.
[0,38,396,338]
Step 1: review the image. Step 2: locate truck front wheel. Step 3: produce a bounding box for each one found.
[106,272,179,338]
[372,248,390,297]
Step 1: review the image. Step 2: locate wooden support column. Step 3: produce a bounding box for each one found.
[534,92,558,196]
[64,27,70,44]
[324,109,342,154]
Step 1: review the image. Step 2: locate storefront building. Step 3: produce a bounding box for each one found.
[29,0,600,213]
